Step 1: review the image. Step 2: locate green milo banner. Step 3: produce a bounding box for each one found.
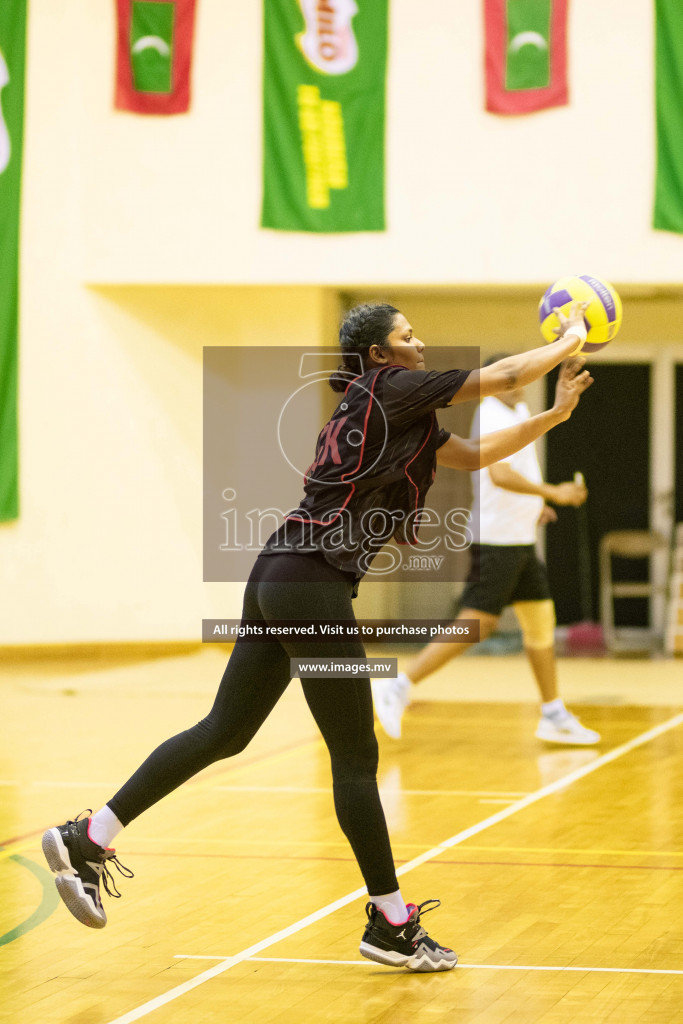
[261,0,387,233]
[654,0,683,233]
[0,0,27,521]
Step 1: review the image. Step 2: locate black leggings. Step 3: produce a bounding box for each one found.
[108,552,398,895]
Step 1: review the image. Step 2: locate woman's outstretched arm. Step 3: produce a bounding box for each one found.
[448,303,588,406]
[436,357,593,472]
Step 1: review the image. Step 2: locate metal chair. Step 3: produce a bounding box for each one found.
[599,530,667,653]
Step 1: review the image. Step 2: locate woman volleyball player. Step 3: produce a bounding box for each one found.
[42,302,591,972]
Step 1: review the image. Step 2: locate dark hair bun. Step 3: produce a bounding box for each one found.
[330,303,399,392]
[329,367,353,394]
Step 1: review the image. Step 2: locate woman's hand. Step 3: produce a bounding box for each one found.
[552,357,593,422]
[553,301,590,355]
[438,359,593,472]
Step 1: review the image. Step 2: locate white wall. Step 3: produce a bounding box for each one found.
[5,279,337,643]
[71,0,683,285]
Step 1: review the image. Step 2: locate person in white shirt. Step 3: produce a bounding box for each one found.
[373,355,601,747]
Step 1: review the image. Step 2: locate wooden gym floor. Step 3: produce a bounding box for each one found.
[1,647,682,1024]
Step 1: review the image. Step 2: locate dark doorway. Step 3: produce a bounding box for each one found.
[545,363,651,626]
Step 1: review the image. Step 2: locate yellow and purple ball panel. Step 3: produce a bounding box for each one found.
[539,275,623,352]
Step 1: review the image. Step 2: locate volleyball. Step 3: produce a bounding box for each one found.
[539,275,623,353]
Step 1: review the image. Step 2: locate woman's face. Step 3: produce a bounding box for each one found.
[371,313,425,370]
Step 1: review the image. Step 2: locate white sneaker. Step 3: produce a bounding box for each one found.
[372,673,412,739]
[535,711,600,747]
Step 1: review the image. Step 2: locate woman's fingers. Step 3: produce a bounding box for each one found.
[552,301,590,337]
[559,356,587,382]
[573,369,593,392]
[567,361,589,376]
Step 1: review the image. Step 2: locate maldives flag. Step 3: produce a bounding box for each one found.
[484,0,568,115]
[115,0,197,114]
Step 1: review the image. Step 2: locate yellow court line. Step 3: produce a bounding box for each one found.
[477,799,518,805]
[0,780,530,798]
[459,844,683,858]
[7,836,681,863]
[0,836,359,862]
[208,785,529,797]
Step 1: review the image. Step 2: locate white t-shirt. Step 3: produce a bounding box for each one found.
[470,396,544,545]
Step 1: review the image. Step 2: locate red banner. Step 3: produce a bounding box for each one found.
[484,0,568,115]
[115,0,197,115]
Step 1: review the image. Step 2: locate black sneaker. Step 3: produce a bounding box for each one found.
[41,810,133,929]
[360,898,458,971]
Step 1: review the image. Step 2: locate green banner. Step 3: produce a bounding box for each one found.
[261,0,387,233]
[654,0,683,233]
[0,0,27,521]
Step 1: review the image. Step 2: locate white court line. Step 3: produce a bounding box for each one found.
[211,785,530,797]
[174,955,683,977]
[0,780,118,788]
[0,782,528,798]
[477,799,518,805]
[104,711,683,1024]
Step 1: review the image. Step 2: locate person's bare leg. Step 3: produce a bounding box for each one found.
[513,602,601,746]
[407,609,500,684]
[525,644,558,703]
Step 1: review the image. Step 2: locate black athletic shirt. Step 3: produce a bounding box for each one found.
[262,364,472,580]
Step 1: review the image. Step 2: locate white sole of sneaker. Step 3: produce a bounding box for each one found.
[535,729,599,747]
[42,828,107,929]
[359,941,457,971]
[408,950,458,972]
[41,827,71,873]
[359,941,410,966]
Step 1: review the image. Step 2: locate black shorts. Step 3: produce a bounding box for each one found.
[459,543,552,616]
